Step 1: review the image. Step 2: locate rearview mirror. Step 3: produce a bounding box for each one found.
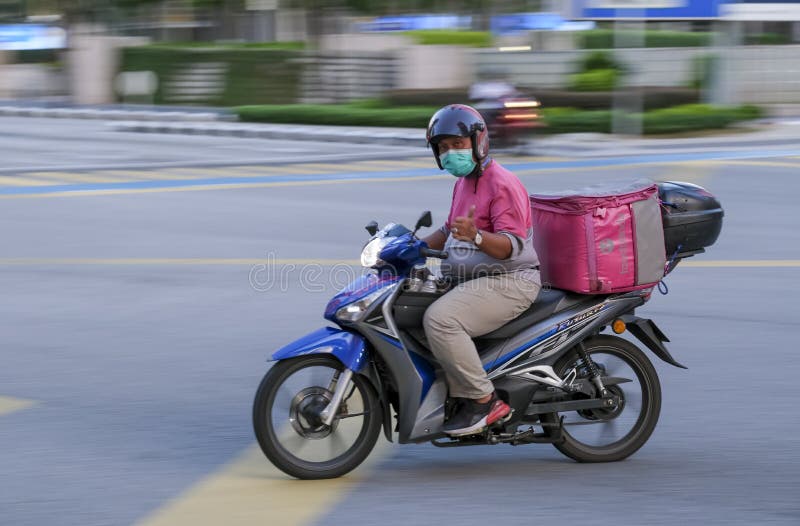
[414,211,432,231]
[365,221,379,236]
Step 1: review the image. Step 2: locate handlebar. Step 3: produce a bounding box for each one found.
[420,247,449,260]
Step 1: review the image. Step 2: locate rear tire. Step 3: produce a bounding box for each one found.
[253,356,382,479]
[542,335,662,463]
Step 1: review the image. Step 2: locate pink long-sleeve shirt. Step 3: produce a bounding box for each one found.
[439,159,540,280]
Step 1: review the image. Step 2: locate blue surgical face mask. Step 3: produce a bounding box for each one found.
[440,148,476,177]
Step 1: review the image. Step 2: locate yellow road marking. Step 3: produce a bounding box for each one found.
[23,171,133,184]
[693,159,800,169]
[137,440,393,526]
[223,163,390,177]
[680,260,800,268]
[232,164,340,175]
[356,159,432,169]
[0,258,797,268]
[500,156,564,163]
[0,173,450,199]
[0,176,56,186]
[0,395,36,417]
[515,160,674,176]
[295,163,374,173]
[161,167,291,178]
[665,160,717,187]
[2,153,798,200]
[0,258,360,266]
[296,162,396,173]
[98,170,201,181]
[214,165,316,177]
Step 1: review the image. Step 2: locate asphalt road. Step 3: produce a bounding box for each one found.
[1,120,799,525]
[0,116,422,173]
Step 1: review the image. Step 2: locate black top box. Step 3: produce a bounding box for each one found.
[658,181,724,257]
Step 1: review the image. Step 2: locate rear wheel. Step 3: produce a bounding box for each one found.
[253,355,382,479]
[541,335,662,462]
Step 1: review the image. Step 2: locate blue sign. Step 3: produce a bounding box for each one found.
[358,15,471,32]
[491,12,569,34]
[574,0,722,19]
[0,24,66,50]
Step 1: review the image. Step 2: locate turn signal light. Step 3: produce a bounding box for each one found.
[612,319,626,334]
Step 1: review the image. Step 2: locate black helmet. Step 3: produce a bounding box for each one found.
[426,104,489,170]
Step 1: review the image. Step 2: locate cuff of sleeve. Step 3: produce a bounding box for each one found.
[499,231,524,258]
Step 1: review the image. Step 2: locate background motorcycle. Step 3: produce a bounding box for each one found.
[252,200,715,479]
[472,93,544,150]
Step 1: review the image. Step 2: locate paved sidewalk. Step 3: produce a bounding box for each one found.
[109,120,425,146]
[0,101,235,122]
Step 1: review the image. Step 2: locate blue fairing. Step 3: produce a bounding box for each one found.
[324,274,403,322]
[271,327,370,372]
[377,333,435,402]
[376,233,428,275]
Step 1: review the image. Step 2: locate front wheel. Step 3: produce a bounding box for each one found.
[541,335,662,463]
[253,355,382,479]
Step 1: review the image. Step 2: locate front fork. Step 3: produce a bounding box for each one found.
[319,368,354,426]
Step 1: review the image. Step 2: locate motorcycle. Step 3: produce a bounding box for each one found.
[252,207,700,480]
[474,96,544,149]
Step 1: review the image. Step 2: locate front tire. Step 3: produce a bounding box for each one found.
[542,335,662,463]
[253,355,382,479]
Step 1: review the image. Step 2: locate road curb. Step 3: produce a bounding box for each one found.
[0,106,233,122]
[109,121,426,147]
[109,121,800,155]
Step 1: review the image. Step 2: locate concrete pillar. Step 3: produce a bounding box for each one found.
[0,50,9,98]
[67,26,148,105]
[398,45,473,90]
[68,31,118,104]
[708,21,742,105]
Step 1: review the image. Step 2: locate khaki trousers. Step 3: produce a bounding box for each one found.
[422,271,541,399]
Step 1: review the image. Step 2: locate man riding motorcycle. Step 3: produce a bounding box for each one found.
[421,104,542,436]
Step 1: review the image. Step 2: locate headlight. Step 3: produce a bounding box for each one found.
[335,288,388,322]
[360,236,393,267]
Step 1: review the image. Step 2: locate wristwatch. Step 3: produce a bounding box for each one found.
[474,230,483,246]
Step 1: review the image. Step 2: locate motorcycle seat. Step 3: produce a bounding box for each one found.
[478,288,588,340]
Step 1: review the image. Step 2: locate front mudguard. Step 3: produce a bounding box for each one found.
[270,327,393,442]
[271,327,370,372]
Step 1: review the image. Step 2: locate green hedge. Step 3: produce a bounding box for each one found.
[381,87,699,111]
[543,108,614,134]
[568,69,620,92]
[578,29,713,49]
[576,50,627,74]
[641,104,763,134]
[15,49,60,64]
[234,102,762,135]
[541,104,763,135]
[535,87,700,110]
[402,30,492,47]
[144,41,306,50]
[745,32,791,45]
[119,45,305,106]
[382,89,470,107]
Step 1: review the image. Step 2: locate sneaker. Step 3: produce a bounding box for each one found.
[443,392,510,436]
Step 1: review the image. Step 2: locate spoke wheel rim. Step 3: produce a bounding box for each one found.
[558,349,648,450]
[269,364,368,466]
